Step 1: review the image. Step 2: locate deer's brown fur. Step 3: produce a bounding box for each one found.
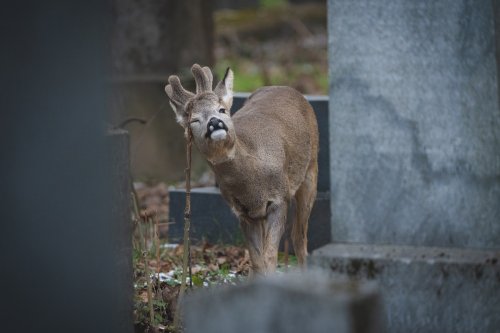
[165,64,318,274]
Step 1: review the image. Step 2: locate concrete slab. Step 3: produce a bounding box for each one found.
[310,243,500,332]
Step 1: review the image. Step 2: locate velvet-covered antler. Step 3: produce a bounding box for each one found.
[191,64,213,94]
[165,75,195,107]
[165,64,226,127]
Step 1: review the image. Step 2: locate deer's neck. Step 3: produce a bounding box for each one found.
[209,139,250,175]
[203,136,238,166]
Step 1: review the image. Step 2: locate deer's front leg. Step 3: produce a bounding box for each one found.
[240,201,287,275]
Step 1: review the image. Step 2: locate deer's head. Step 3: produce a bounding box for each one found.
[165,64,235,164]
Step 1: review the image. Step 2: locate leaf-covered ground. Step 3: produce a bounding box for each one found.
[133,240,296,332]
[132,182,296,332]
[133,241,251,332]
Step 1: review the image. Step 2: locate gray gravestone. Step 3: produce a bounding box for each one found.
[310,1,500,331]
[183,272,385,333]
[169,187,330,251]
[328,0,500,248]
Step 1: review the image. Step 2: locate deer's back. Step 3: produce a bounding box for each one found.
[232,86,318,195]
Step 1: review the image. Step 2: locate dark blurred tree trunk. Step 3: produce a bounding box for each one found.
[111,0,214,77]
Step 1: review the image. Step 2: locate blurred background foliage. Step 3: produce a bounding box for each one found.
[215,0,327,94]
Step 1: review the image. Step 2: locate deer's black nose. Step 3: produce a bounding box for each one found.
[206,117,228,137]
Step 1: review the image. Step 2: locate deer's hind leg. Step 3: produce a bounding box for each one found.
[292,157,318,268]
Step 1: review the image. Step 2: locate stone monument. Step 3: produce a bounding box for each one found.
[311,1,500,331]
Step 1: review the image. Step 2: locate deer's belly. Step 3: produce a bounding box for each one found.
[220,188,270,221]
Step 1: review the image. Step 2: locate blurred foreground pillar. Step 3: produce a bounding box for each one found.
[0,1,132,332]
[108,129,133,333]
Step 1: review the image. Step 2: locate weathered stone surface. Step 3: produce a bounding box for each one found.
[169,187,330,251]
[183,272,385,333]
[328,0,500,248]
[310,243,500,333]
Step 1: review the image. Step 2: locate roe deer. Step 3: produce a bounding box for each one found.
[165,64,318,274]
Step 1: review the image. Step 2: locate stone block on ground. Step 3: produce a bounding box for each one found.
[310,243,500,333]
[169,187,242,244]
[183,272,384,333]
[168,187,330,251]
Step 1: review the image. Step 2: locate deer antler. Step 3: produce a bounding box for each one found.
[191,64,213,94]
[165,75,195,107]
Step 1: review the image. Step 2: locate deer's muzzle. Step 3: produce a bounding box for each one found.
[206,117,228,141]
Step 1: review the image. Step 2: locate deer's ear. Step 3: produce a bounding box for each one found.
[214,67,234,110]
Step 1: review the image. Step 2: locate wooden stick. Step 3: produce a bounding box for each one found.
[174,116,194,330]
[142,215,155,327]
[155,214,161,285]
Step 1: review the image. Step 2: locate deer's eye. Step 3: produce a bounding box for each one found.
[219,108,226,114]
